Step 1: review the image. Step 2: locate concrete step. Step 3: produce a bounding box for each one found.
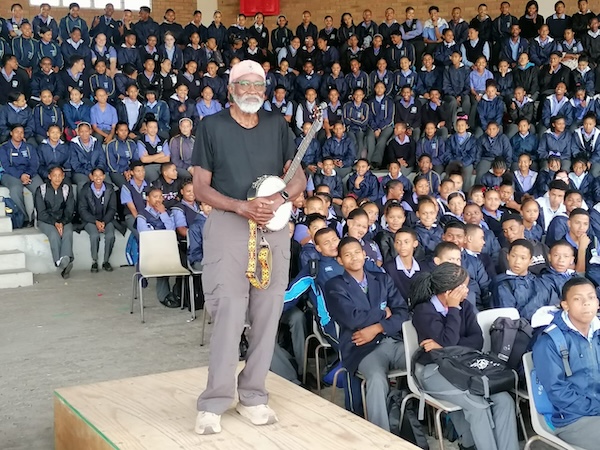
[0,216,12,233]
[0,268,33,289]
[0,250,26,271]
[0,228,130,274]
[0,201,5,217]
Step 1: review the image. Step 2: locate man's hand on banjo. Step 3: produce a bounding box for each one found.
[237,196,284,226]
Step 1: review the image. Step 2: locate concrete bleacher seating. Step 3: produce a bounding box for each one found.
[0,187,130,284]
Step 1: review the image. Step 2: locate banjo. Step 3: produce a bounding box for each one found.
[247,102,326,232]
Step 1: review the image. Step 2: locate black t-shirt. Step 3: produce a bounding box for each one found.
[192,109,296,201]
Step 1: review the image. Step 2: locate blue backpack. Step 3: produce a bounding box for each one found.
[4,197,25,229]
[530,324,572,430]
[125,233,139,266]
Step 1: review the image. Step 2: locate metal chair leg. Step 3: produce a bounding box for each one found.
[139,277,145,323]
[435,409,445,450]
[302,335,315,385]
[130,272,138,314]
[330,367,347,402]
[188,275,196,321]
[517,400,529,441]
[361,379,368,420]
[200,306,207,346]
[315,344,323,394]
[398,394,412,428]
[180,276,186,310]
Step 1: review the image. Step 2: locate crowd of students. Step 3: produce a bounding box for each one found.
[1,1,600,447]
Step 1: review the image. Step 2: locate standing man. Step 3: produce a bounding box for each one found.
[192,60,306,434]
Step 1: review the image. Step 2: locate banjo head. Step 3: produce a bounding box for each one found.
[249,175,292,232]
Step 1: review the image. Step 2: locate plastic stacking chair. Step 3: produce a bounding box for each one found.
[130,230,191,323]
[476,307,520,352]
[401,320,463,450]
[356,369,407,420]
[476,307,528,440]
[302,316,332,394]
[522,353,584,450]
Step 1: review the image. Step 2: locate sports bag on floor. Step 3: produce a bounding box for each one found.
[388,388,430,449]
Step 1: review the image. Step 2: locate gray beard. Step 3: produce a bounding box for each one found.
[232,93,263,113]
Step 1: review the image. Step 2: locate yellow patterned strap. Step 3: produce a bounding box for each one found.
[245,219,272,290]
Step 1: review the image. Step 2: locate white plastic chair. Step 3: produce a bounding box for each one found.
[476,307,528,440]
[302,316,332,394]
[357,369,407,421]
[476,307,520,352]
[400,320,463,450]
[522,352,584,450]
[130,230,191,323]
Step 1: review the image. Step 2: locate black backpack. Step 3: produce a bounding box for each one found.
[425,346,517,398]
[387,388,430,449]
[489,317,534,371]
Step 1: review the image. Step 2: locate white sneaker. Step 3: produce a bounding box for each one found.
[194,411,222,435]
[235,403,278,426]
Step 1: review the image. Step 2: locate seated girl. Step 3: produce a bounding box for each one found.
[411,263,519,450]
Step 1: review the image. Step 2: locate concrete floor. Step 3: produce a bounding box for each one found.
[0,268,552,450]
[0,267,208,450]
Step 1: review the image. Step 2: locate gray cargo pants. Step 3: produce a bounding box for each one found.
[197,209,290,415]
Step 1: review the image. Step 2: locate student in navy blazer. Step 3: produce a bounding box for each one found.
[325,237,408,432]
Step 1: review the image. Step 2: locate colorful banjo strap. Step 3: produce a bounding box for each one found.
[245,219,272,290]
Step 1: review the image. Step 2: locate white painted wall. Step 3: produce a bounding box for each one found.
[538,2,554,20]
[197,0,219,26]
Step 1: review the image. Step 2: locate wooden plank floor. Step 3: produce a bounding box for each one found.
[54,365,419,450]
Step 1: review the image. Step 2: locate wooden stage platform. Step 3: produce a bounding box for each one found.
[54,365,419,450]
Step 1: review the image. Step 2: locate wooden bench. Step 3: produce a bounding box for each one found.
[54,365,419,450]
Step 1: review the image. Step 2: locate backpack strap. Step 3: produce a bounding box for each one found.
[495,320,518,364]
[543,324,573,377]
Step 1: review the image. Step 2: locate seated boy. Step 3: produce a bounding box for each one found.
[347,159,381,202]
[568,156,593,206]
[546,189,585,247]
[321,121,357,179]
[498,214,549,275]
[120,161,149,238]
[151,162,183,210]
[379,161,412,192]
[512,120,540,175]
[532,277,600,450]
[563,208,600,286]
[325,236,409,431]
[78,168,117,273]
[299,214,327,270]
[415,154,441,194]
[34,166,75,279]
[441,221,491,310]
[383,122,416,175]
[136,186,180,308]
[382,227,421,300]
[346,208,383,266]
[0,124,44,227]
[312,157,343,205]
[539,240,577,305]
[494,239,553,321]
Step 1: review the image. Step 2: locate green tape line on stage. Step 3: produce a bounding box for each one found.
[54,390,120,450]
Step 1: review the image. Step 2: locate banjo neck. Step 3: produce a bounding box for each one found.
[282,104,325,185]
